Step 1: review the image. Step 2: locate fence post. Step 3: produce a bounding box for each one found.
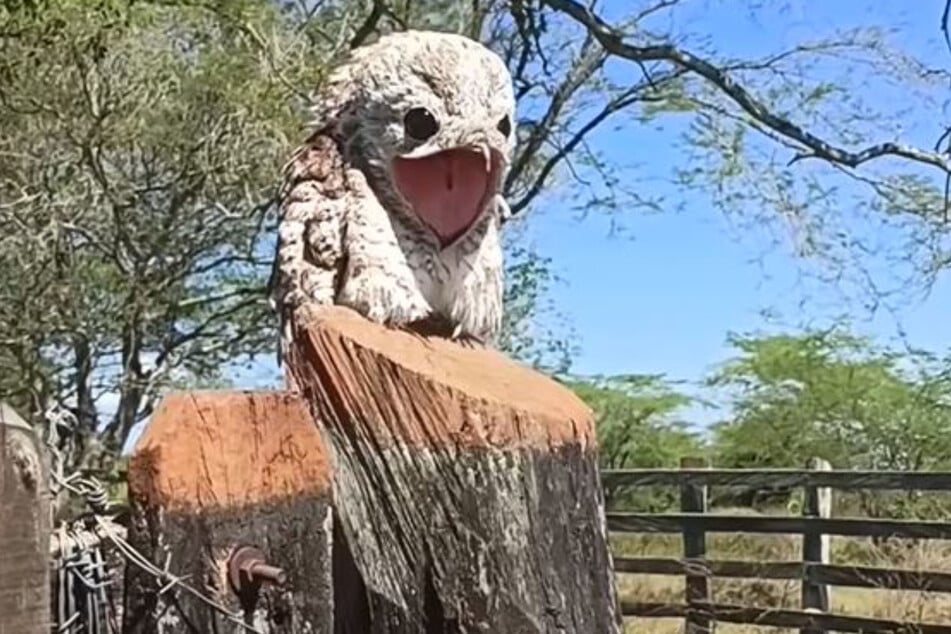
[801,457,832,634]
[286,305,622,633]
[681,456,712,634]
[0,403,50,634]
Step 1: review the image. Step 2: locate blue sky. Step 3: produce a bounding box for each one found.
[514,1,951,425]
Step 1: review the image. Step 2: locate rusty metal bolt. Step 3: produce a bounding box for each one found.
[227,545,287,597]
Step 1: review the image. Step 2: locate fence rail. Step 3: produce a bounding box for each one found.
[609,457,951,634]
[614,556,951,592]
[608,512,951,539]
[602,468,951,490]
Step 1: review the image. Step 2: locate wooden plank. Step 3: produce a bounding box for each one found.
[620,601,951,634]
[801,457,831,634]
[679,457,712,634]
[601,467,951,490]
[615,557,803,579]
[607,512,951,539]
[0,403,50,634]
[613,557,951,593]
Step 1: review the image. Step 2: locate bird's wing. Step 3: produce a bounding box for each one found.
[270,131,349,366]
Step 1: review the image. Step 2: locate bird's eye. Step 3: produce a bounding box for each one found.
[497,115,512,138]
[403,107,439,141]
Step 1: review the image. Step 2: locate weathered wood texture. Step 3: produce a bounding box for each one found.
[124,391,333,634]
[286,304,621,634]
[800,457,831,634]
[612,460,951,632]
[0,403,50,634]
[678,457,711,634]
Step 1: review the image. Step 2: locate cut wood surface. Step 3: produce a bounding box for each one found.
[288,304,595,451]
[0,403,49,634]
[286,304,620,633]
[129,390,331,511]
[125,391,333,634]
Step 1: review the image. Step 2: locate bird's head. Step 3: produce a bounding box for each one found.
[312,30,515,249]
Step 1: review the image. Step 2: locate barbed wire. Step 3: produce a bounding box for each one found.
[43,406,262,634]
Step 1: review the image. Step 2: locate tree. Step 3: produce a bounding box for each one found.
[499,241,575,374]
[708,329,951,514]
[6,0,951,472]
[0,0,324,469]
[570,374,701,509]
[530,0,951,308]
[0,0,592,467]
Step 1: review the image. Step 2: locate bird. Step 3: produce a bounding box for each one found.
[268,30,516,363]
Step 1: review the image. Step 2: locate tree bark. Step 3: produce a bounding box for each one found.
[124,391,334,634]
[0,402,50,634]
[287,305,621,634]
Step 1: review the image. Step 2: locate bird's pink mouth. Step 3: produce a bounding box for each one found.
[392,147,499,248]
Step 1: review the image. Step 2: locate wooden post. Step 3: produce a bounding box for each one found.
[286,305,622,633]
[680,456,712,634]
[124,391,334,634]
[801,457,832,634]
[0,402,50,634]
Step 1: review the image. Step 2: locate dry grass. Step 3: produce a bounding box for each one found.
[614,513,951,633]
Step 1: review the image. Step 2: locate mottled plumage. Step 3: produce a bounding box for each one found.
[270,30,515,361]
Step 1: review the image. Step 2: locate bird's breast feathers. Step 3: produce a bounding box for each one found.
[337,180,504,341]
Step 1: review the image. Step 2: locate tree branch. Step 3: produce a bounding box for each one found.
[504,32,607,199]
[350,0,386,49]
[509,76,679,213]
[541,0,951,173]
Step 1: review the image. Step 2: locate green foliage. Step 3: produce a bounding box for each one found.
[569,329,951,517]
[709,330,951,473]
[6,0,951,486]
[0,0,600,466]
[708,329,951,516]
[0,0,324,463]
[570,374,702,509]
[499,244,574,373]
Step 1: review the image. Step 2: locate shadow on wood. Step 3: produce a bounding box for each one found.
[125,391,333,634]
[0,403,50,634]
[286,304,621,633]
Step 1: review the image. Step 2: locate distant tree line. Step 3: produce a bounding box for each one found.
[579,329,951,518]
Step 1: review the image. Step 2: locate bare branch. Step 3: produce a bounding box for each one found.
[504,32,606,198]
[510,73,681,213]
[943,0,951,55]
[541,0,951,174]
[350,0,386,49]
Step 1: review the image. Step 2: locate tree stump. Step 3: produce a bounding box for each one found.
[286,305,621,634]
[0,402,50,634]
[124,391,334,634]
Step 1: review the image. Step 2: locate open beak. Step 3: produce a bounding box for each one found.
[392,143,502,248]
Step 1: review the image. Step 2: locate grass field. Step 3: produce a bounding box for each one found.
[614,528,951,633]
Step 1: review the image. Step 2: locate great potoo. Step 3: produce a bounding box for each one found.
[269,30,515,360]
